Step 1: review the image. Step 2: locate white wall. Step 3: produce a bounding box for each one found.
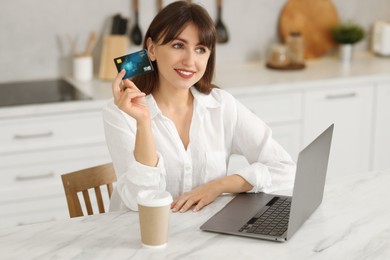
[0,0,389,83]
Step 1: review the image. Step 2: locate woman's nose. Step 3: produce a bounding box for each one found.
[182,50,195,66]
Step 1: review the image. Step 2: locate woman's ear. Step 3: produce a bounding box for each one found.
[146,37,156,61]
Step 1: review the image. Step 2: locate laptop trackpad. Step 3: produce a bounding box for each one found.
[200,193,276,233]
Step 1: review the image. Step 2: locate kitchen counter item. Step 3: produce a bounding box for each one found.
[83,32,98,56]
[111,14,128,35]
[157,0,163,12]
[99,35,129,80]
[279,0,339,59]
[286,31,304,65]
[266,62,305,71]
[266,43,305,70]
[130,0,142,45]
[372,20,390,56]
[0,79,91,107]
[267,44,290,67]
[73,55,93,81]
[215,0,229,43]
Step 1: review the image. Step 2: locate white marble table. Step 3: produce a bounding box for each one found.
[1,169,390,260]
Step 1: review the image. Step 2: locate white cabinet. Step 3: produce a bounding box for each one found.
[373,82,390,170]
[303,84,374,177]
[228,91,302,172]
[0,108,111,228]
[235,91,302,160]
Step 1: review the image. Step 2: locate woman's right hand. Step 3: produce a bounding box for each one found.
[112,70,149,122]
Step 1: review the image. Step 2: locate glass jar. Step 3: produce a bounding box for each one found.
[286,32,304,65]
[267,44,290,68]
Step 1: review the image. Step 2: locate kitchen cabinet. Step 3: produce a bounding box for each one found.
[372,82,390,170]
[235,91,302,160]
[0,109,111,228]
[303,84,374,177]
[228,80,380,179]
[228,91,302,172]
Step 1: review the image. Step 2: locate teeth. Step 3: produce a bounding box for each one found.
[177,70,193,76]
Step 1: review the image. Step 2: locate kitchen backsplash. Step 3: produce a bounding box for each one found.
[0,0,389,83]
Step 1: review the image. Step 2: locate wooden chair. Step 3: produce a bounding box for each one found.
[61,163,117,218]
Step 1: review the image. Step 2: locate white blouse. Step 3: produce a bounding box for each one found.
[103,87,296,211]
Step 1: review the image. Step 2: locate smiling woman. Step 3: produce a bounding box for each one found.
[133,1,217,95]
[102,1,296,214]
[146,22,212,92]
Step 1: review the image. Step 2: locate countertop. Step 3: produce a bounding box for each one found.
[74,51,390,95]
[214,52,390,95]
[1,168,390,259]
[1,52,389,119]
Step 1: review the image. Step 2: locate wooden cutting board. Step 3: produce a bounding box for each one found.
[279,0,339,59]
[99,35,129,80]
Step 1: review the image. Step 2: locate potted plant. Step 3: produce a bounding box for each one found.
[331,22,365,63]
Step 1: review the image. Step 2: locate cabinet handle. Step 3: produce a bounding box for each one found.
[326,93,357,99]
[15,172,55,181]
[13,131,54,140]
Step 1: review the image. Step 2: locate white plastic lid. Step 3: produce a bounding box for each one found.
[137,190,173,207]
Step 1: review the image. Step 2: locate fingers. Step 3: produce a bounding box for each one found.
[171,195,208,213]
[116,87,145,109]
[123,78,142,92]
[112,70,126,98]
[171,184,219,213]
[172,197,194,213]
[112,69,146,107]
[122,87,145,100]
[171,197,184,212]
[193,200,205,212]
[112,70,127,103]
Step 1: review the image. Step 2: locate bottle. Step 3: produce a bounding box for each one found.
[287,32,304,65]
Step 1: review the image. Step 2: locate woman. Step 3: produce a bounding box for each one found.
[103,1,296,213]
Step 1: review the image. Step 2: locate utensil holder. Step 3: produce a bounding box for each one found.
[73,55,93,81]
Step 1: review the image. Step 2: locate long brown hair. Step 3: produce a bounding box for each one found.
[132,1,217,95]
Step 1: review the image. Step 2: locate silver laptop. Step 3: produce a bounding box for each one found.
[200,124,334,242]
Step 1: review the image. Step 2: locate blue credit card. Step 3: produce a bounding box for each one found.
[113,49,154,79]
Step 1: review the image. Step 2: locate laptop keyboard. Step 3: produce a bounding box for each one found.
[238,197,291,237]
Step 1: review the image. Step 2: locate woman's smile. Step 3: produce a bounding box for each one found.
[175,68,196,79]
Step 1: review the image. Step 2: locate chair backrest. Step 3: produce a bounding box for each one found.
[61,163,117,218]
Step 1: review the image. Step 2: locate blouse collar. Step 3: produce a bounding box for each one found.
[146,87,221,119]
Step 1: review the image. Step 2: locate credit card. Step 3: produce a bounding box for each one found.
[113,49,154,79]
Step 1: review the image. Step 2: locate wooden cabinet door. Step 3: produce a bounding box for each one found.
[303,84,374,177]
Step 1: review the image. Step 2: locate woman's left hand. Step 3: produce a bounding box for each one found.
[171,181,222,213]
[171,174,253,213]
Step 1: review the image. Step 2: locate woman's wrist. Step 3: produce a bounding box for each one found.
[216,174,253,194]
[136,118,152,130]
[134,118,158,167]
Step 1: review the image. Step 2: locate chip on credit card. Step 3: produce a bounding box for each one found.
[113,49,154,79]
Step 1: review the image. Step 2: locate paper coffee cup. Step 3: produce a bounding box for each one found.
[137,190,173,248]
[73,55,93,81]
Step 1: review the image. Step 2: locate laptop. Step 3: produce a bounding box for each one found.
[200,124,334,242]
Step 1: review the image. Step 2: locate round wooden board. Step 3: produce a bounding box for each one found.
[279,0,339,59]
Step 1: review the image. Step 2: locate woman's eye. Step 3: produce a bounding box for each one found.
[196,47,207,54]
[172,43,183,49]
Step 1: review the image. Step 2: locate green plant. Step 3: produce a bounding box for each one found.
[331,22,365,44]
